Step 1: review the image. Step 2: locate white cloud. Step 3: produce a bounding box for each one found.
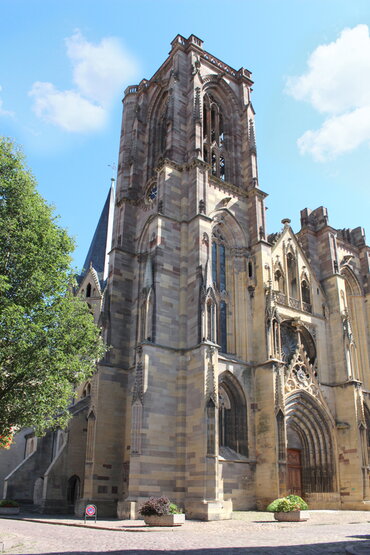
[298,106,370,161]
[29,30,139,133]
[0,86,14,117]
[65,30,137,106]
[286,25,370,161]
[29,82,106,133]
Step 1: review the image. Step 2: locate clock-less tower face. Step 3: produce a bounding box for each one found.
[280,321,316,364]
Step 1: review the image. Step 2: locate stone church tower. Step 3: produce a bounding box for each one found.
[103,33,266,520]
[2,34,370,520]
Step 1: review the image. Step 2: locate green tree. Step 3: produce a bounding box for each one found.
[0,138,106,438]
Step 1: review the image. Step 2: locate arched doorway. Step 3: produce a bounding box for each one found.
[67,475,80,512]
[286,392,335,496]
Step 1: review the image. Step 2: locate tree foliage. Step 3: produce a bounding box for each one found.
[0,138,106,437]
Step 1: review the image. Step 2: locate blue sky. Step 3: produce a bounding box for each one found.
[1,0,369,270]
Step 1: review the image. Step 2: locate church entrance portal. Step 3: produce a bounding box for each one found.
[285,392,335,496]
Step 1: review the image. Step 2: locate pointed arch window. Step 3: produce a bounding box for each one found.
[287,253,297,299]
[203,95,226,180]
[82,382,91,398]
[212,241,226,290]
[301,279,312,312]
[148,92,168,177]
[219,376,248,457]
[342,268,362,380]
[219,301,227,353]
[212,237,228,352]
[159,114,167,155]
[86,283,92,297]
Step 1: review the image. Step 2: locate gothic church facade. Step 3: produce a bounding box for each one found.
[3,35,370,520]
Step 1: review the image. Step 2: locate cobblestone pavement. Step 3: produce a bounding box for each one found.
[0,511,370,554]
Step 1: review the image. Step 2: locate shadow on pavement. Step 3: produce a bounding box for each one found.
[11,540,370,555]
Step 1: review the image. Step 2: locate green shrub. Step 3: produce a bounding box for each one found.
[266,495,308,512]
[286,494,308,510]
[139,497,183,516]
[0,499,19,507]
[169,503,182,514]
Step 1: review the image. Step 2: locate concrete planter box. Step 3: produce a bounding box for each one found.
[0,507,20,515]
[143,514,185,526]
[274,511,309,522]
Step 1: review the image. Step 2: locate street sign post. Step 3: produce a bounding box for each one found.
[84,504,97,524]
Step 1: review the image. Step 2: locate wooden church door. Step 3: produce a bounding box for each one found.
[287,448,302,496]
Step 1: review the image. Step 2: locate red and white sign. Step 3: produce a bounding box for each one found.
[85,504,96,517]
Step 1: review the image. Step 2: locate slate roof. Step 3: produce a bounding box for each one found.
[79,185,115,287]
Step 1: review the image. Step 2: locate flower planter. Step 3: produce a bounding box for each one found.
[0,507,20,515]
[274,511,309,522]
[143,514,185,527]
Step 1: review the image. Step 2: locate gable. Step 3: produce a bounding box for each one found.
[270,226,327,316]
[77,266,102,299]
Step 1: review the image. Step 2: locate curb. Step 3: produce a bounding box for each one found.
[0,515,180,532]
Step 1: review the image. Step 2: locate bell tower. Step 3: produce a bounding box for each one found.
[89,34,268,520]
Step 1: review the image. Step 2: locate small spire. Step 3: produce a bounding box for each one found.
[108,164,116,194]
[249,119,257,153]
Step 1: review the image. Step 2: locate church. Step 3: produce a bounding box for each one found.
[2,34,370,520]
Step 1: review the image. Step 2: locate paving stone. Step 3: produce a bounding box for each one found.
[1,510,370,554]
